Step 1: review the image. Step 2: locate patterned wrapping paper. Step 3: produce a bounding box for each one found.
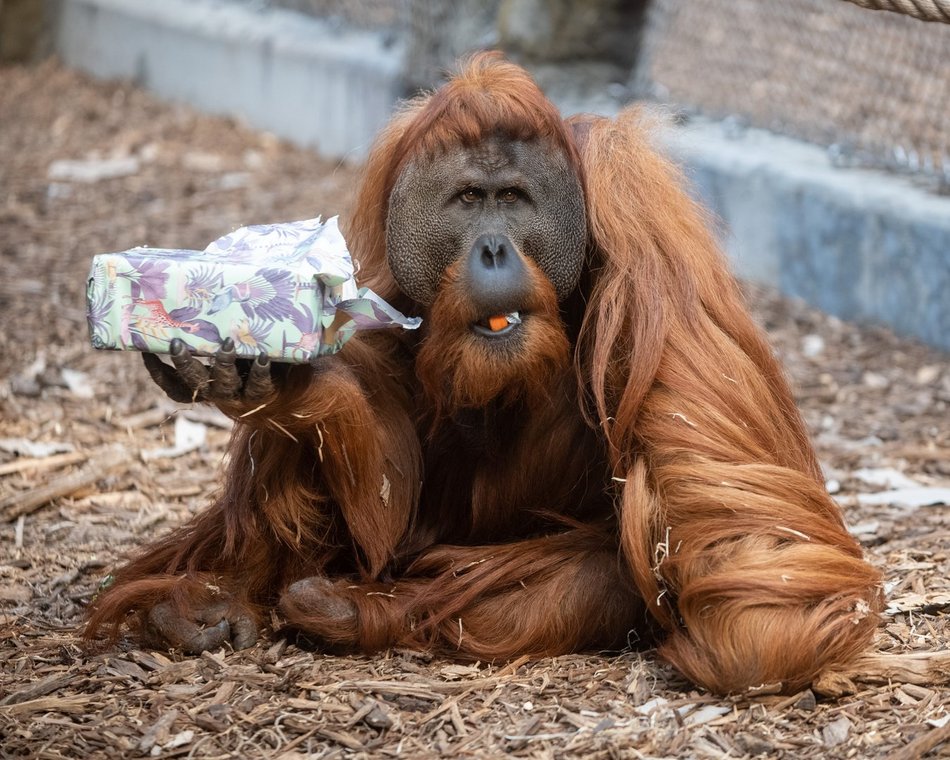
[86,217,421,364]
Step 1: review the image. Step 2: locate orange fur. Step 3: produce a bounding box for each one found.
[571,110,880,691]
[86,53,881,694]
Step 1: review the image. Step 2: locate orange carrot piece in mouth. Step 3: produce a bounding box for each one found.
[488,315,509,332]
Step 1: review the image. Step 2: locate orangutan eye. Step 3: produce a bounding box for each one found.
[459,188,482,204]
[499,189,520,204]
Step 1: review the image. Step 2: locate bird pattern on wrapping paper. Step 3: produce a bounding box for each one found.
[206,268,300,323]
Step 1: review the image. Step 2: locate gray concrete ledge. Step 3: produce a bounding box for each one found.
[661,120,950,352]
[54,0,404,160]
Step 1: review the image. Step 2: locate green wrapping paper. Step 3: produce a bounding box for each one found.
[86,217,421,363]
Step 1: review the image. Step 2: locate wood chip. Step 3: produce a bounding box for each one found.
[139,709,179,752]
[0,451,88,477]
[0,445,132,521]
[0,673,76,706]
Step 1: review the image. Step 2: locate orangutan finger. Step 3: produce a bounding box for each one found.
[209,339,241,400]
[146,601,231,654]
[192,598,257,650]
[282,577,357,623]
[169,339,210,399]
[229,612,259,650]
[243,352,274,401]
[142,353,194,404]
[194,599,230,626]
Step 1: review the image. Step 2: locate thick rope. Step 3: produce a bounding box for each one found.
[840,0,950,22]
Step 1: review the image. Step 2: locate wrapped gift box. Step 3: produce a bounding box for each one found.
[86,217,420,363]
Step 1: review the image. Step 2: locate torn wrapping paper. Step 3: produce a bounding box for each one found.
[86,216,421,363]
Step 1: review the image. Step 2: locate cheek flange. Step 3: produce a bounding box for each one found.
[384,211,446,306]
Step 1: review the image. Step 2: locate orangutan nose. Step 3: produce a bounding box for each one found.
[466,233,532,316]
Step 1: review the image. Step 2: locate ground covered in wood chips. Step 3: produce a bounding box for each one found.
[1,61,949,760]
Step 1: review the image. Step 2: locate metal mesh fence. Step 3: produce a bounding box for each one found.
[637,0,950,188]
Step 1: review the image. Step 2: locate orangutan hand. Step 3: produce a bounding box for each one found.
[142,338,287,410]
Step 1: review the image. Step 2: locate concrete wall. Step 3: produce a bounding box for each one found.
[54,0,404,160]
[664,120,950,351]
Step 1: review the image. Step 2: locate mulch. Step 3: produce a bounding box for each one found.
[1,59,948,759]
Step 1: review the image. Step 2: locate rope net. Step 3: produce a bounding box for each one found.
[841,0,950,23]
[638,0,950,186]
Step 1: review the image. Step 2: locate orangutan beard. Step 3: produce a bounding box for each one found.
[414,257,571,422]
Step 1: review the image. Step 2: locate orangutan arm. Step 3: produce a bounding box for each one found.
[86,334,421,652]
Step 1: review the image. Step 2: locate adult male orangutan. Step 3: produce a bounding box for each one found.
[87,53,881,694]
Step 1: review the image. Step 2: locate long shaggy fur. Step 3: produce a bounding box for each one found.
[86,53,881,694]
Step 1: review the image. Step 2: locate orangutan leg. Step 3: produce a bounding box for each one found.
[279,529,647,658]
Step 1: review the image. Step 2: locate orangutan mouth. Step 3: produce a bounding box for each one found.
[472,311,523,338]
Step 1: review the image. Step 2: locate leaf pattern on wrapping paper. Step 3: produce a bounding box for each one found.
[243,221,305,240]
[207,268,298,323]
[129,331,151,352]
[167,305,202,322]
[126,248,203,261]
[120,257,172,300]
[365,299,403,326]
[335,290,423,332]
[306,253,353,284]
[229,318,272,353]
[280,303,321,360]
[181,266,224,309]
[338,311,381,331]
[202,216,353,283]
[86,285,115,347]
[244,221,311,253]
[288,302,317,334]
[187,319,224,343]
[203,230,268,263]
